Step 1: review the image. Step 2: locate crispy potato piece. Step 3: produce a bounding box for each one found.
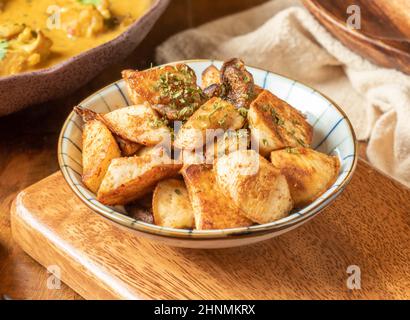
[152,179,195,229]
[82,119,121,193]
[215,150,293,224]
[270,147,340,207]
[74,106,143,156]
[248,90,313,156]
[174,97,245,150]
[181,164,252,230]
[136,145,170,158]
[205,129,250,163]
[97,154,182,205]
[201,65,221,88]
[122,64,204,121]
[101,104,171,146]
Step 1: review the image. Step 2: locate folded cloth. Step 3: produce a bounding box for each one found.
[156,0,410,188]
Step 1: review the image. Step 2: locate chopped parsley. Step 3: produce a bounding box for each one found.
[155,65,203,120]
[149,117,168,129]
[218,113,228,127]
[0,40,8,61]
[271,109,284,126]
[78,0,101,5]
[286,147,299,154]
[208,101,224,118]
[238,107,248,118]
[174,189,182,195]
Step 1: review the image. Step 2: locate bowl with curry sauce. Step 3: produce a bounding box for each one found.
[0,0,169,116]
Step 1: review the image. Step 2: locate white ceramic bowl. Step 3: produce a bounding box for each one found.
[58,59,358,249]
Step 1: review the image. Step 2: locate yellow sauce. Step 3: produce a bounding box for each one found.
[0,0,152,76]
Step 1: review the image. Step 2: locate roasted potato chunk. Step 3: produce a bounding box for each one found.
[81,119,121,193]
[201,65,221,88]
[100,104,171,146]
[136,145,170,158]
[181,164,252,230]
[74,106,143,156]
[153,179,195,229]
[122,64,204,121]
[215,150,293,224]
[248,90,313,156]
[97,154,182,205]
[270,147,340,207]
[174,97,246,150]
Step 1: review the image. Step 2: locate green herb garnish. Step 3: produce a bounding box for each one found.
[0,40,8,61]
[78,0,101,5]
[286,147,299,154]
[238,107,248,118]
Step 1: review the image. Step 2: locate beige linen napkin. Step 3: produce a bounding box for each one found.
[156,0,410,188]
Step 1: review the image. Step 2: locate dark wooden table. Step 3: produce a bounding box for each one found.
[0,0,376,300]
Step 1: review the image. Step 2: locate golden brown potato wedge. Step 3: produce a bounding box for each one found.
[122,64,204,121]
[97,154,182,206]
[174,97,245,150]
[152,179,195,229]
[270,147,340,207]
[82,119,121,193]
[248,90,313,156]
[100,104,171,146]
[201,65,221,88]
[74,106,143,156]
[181,164,252,230]
[136,145,170,158]
[215,150,293,224]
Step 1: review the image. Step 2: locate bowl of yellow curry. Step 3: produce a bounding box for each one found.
[0,0,169,116]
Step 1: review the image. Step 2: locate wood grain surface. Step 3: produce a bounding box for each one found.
[0,0,268,300]
[303,0,410,75]
[11,163,410,300]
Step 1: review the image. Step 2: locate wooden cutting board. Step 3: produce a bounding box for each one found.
[10,160,410,300]
[303,0,410,75]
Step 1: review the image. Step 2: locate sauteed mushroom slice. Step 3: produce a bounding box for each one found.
[220,58,255,109]
[202,83,226,100]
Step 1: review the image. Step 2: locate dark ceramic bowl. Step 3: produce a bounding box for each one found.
[0,0,169,117]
